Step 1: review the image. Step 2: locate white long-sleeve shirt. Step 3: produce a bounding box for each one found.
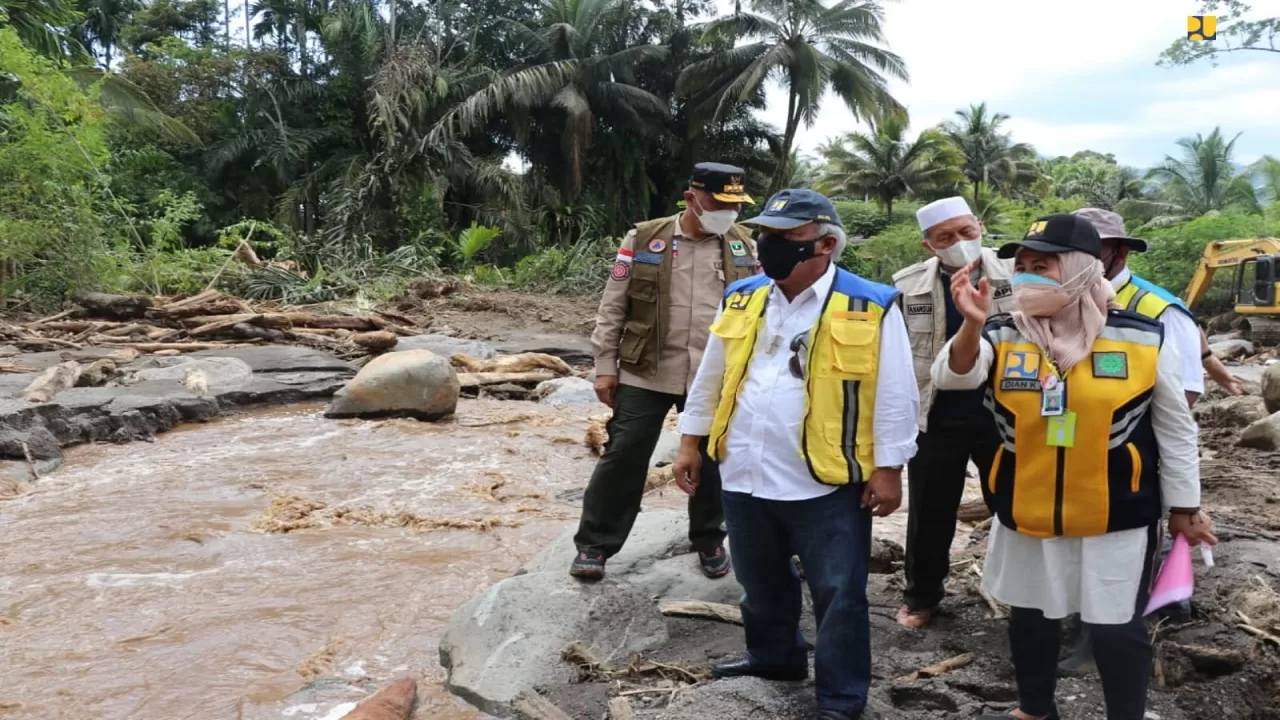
[678,263,920,502]
[930,331,1201,623]
[1112,267,1204,395]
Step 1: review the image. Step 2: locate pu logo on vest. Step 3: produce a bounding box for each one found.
[1188,15,1216,40]
[727,293,751,311]
[1000,350,1042,391]
[906,303,932,316]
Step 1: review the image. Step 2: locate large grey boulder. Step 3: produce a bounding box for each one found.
[492,333,593,366]
[650,430,681,467]
[522,510,744,605]
[1263,363,1280,415]
[127,356,255,393]
[1210,339,1255,360]
[1192,395,1269,428]
[325,349,459,420]
[393,334,497,359]
[1239,411,1280,451]
[439,573,667,718]
[655,677,815,720]
[532,376,599,407]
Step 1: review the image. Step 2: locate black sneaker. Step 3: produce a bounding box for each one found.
[698,545,732,579]
[569,551,606,580]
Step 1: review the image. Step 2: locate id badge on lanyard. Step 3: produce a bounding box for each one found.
[1040,374,1064,417]
[1041,370,1076,448]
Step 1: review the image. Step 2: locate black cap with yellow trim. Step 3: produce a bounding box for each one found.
[690,162,754,204]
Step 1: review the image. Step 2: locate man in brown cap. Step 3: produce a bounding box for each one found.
[570,162,759,581]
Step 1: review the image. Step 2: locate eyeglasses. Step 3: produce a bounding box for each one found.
[789,331,809,379]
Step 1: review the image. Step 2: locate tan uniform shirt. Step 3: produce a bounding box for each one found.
[592,215,756,396]
[892,247,1015,432]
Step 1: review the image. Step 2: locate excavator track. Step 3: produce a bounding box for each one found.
[1244,317,1280,347]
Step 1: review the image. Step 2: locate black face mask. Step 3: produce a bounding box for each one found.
[757,232,820,280]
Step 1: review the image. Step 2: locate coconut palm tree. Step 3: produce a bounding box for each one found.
[1250,154,1280,206]
[429,0,670,199]
[1122,128,1260,227]
[678,0,907,194]
[943,102,1038,208]
[1,0,84,59]
[73,0,138,67]
[819,111,957,218]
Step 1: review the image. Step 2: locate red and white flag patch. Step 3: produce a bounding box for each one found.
[616,247,635,263]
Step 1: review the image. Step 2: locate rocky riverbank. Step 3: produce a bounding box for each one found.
[439,366,1280,720]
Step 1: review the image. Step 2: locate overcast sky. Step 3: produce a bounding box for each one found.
[712,0,1280,168]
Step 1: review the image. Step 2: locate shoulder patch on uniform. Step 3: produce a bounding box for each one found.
[633,251,663,264]
[610,261,630,281]
[1092,351,1128,379]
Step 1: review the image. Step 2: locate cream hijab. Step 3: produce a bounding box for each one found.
[1010,250,1116,373]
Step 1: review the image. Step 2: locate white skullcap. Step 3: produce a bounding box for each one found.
[916,196,974,232]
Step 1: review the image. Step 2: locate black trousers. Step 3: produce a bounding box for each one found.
[903,414,1000,610]
[573,384,725,557]
[1008,523,1161,720]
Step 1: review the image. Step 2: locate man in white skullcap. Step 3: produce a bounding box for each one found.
[891,196,1016,628]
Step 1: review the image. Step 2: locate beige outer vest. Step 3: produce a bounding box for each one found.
[892,247,1015,432]
[619,216,756,377]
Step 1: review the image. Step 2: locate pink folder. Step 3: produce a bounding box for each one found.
[1143,534,1194,616]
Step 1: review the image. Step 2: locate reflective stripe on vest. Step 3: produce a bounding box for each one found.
[705,269,897,486]
[983,312,1164,538]
[1114,276,1192,322]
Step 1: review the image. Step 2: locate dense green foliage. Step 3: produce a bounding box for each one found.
[0,0,1277,310]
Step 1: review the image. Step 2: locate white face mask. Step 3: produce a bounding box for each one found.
[931,238,982,268]
[692,197,738,236]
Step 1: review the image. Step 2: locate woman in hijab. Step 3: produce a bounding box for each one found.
[931,214,1217,720]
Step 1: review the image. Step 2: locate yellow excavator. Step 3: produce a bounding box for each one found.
[1182,237,1280,344]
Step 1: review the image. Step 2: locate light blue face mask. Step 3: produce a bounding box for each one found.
[1011,272,1062,288]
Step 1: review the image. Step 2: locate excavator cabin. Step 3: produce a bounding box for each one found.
[1183,238,1280,344]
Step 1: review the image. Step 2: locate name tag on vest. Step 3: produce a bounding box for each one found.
[993,284,1012,300]
[906,303,932,316]
[731,256,755,267]
[633,251,663,264]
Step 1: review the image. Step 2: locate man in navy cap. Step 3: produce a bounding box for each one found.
[673,188,919,719]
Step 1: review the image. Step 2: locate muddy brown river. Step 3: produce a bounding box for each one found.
[0,400,948,719]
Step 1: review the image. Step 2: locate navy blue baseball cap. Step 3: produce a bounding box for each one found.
[742,188,843,230]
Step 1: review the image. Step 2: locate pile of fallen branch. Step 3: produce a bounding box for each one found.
[1,290,424,364]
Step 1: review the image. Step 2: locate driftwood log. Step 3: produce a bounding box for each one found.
[23,361,82,403]
[72,291,153,320]
[894,653,974,682]
[457,371,558,388]
[658,600,743,625]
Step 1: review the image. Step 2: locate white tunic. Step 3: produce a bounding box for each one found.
[679,263,920,501]
[931,332,1201,624]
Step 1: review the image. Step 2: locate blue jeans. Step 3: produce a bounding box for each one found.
[722,486,872,715]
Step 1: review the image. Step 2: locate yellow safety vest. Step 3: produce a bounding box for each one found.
[1114,274,1193,322]
[706,268,899,486]
[984,311,1165,538]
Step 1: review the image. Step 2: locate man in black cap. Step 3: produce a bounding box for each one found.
[570,162,759,580]
[673,188,919,720]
